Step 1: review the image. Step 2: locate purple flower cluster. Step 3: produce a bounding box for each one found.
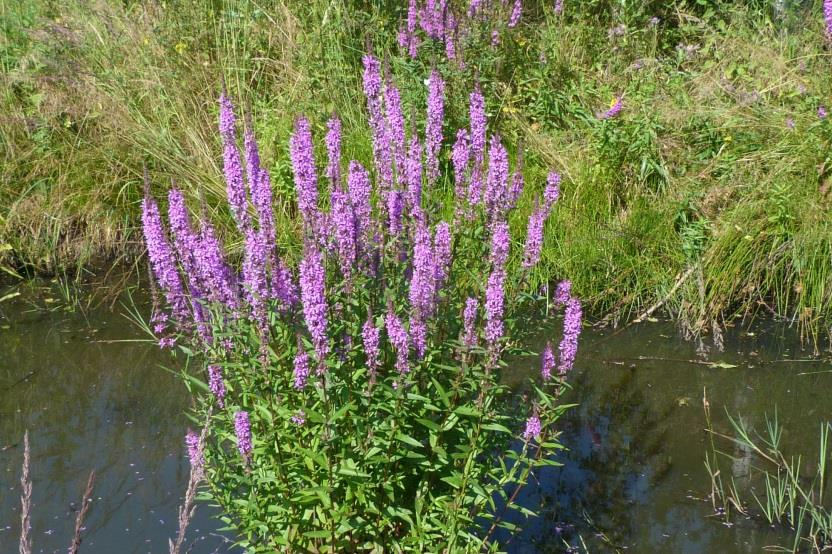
[462,297,479,348]
[325,116,342,188]
[142,195,188,322]
[185,431,204,476]
[299,246,329,361]
[330,186,357,279]
[291,410,306,426]
[468,86,487,206]
[600,97,623,120]
[825,0,832,37]
[293,348,310,390]
[234,410,253,460]
[425,70,445,185]
[485,135,509,219]
[386,310,410,374]
[522,171,562,269]
[541,343,555,381]
[362,317,381,377]
[290,117,320,235]
[554,280,571,306]
[508,0,522,27]
[523,413,541,441]
[208,365,226,407]
[219,93,250,231]
[554,0,564,15]
[558,297,582,374]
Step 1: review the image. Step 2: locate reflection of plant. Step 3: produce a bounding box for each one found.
[143,57,582,551]
[704,391,832,551]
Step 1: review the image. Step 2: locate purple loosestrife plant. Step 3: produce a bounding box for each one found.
[186,431,204,476]
[523,413,541,441]
[330,186,357,280]
[290,117,320,236]
[825,0,832,38]
[433,222,452,285]
[208,365,226,407]
[386,309,410,374]
[234,411,253,461]
[469,86,487,206]
[508,0,522,27]
[425,69,446,186]
[554,280,571,306]
[299,245,329,362]
[293,348,310,390]
[325,116,342,188]
[451,129,471,214]
[600,97,623,120]
[219,94,249,231]
[141,195,188,323]
[558,297,582,374]
[362,317,381,381]
[522,205,546,269]
[384,81,407,177]
[485,135,509,219]
[541,343,555,381]
[462,297,479,347]
[404,135,424,217]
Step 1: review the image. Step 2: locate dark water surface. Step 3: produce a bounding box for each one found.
[1,281,831,553]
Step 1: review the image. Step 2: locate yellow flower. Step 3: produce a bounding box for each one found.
[609,97,618,109]
[175,42,188,55]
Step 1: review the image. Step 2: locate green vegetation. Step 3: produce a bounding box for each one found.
[2,0,831,341]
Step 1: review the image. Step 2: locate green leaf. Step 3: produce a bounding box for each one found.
[396,432,424,449]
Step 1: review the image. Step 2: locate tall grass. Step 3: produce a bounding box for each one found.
[2,0,832,341]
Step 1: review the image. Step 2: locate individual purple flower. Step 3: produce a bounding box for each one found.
[600,97,623,120]
[234,411,253,460]
[293,348,310,390]
[541,342,555,381]
[554,0,564,15]
[469,0,483,17]
[819,106,828,119]
[362,317,381,376]
[469,86,486,205]
[289,117,320,235]
[554,280,572,306]
[508,0,522,27]
[484,268,506,346]
[462,297,479,348]
[522,206,546,269]
[330,186,357,278]
[219,94,249,231]
[425,69,445,185]
[159,336,176,349]
[491,29,500,46]
[291,410,306,426]
[452,129,471,211]
[347,161,372,248]
[490,221,510,268]
[325,116,342,188]
[384,81,407,177]
[485,135,509,218]
[185,431,204,476]
[558,297,582,374]
[404,135,423,216]
[544,171,561,210]
[523,413,542,441]
[208,365,226,407]
[386,309,410,374]
[433,222,452,284]
[141,195,188,322]
[299,246,329,361]
[410,316,428,359]
[409,221,437,318]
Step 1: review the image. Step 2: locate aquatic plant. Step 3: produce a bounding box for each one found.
[143,57,581,551]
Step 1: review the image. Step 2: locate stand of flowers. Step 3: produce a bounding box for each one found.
[143,55,582,552]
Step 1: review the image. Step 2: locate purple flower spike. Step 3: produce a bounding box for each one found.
[558,297,582,374]
[819,106,828,119]
[409,221,437,319]
[485,134,509,219]
[469,86,487,205]
[405,135,423,216]
[410,316,428,360]
[141,195,188,322]
[522,206,546,269]
[523,413,542,441]
[825,0,832,37]
[508,0,522,27]
[244,124,274,243]
[234,411,253,460]
[208,365,226,407]
[386,310,410,374]
[291,410,306,426]
[362,317,381,378]
[484,268,506,347]
[554,0,564,15]
[289,117,320,235]
[185,431,204,476]
[219,94,249,231]
[426,69,445,185]
[330,186,357,279]
[293,348,310,390]
[452,129,471,211]
[242,228,269,333]
[490,221,510,269]
[600,97,623,120]
[463,297,479,348]
[348,161,373,257]
[384,81,407,177]
[196,221,239,310]
[388,190,404,237]
[554,280,572,306]
[541,343,555,381]
[325,116,342,188]
[544,171,561,210]
[433,222,452,285]
[299,246,329,361]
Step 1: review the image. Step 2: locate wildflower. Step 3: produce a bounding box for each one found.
[288,348,308,392]
[141,195,188,322]
[523,413,542,441]
[469,0,484,17]
[410,316,428,359]
[649,16,660,27]
[347,161,372,252]
[558,297,582,374]
[491,29,500,46]
[433,222,452,285]
[554,0,564,15]
[507,160,524,210]
[462,297,479,347]
[522,206,546,269]
[388,190,404,237]
[219,94,249,231]
[490,221,510,269]
[785,117,795,130]
[554,280,571,306]
[825,0,832,37]
[485,135,509,218]
[242,228,269,333]
[426,69,445,185]
[600,97,623,120]
[291,410,306,426]
[406,0,420,57]
[484,268,506,346]
[384,81,407,176]
[362,317,381,376]
[445,12,458,62]
[363,55,393,191]
[325,116,342,188]
[196,220,239,310]
[819,106,828,119]
[271,256,298,308]
[330,186,357,279]
[404,135,423,215]
[159,336,176,349]
[469,86,487,205]
[541,342,555,381]
[208,365,226,407]
[452,129,471,212]
[544,171,561,210]
[508,0,522,27]
[234,411,253,460]
[409,221,436,318]
[185,431,204,476]
[244,124,274,243]
[167,192,209,337]
[289,117,320,235]
[299,246,329,361]
[386,309,410,374]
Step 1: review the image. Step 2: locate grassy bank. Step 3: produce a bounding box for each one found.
[2,0,831,344]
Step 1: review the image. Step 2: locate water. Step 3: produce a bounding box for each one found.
[1,281,830,553]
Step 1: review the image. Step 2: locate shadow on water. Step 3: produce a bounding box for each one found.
[2,277,831,553]
[0,281,234,553]
[499,319,832,553]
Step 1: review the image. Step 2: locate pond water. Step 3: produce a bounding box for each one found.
[1,281,830,553]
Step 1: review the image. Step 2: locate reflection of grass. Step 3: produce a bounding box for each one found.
[704,391,832,551]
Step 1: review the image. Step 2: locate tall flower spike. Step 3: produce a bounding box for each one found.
[242,228,270,336]
[244,120,275,243]
[554,0,564,15]
[404,135,423,218]
[234,411,253,461]
[208,365,226,407]
[330,186,357,280]
[299,245,329,361]
[484,267,506,347]
[141,192,188,323]
[293,347,310,390]
[386,309,410,374]
[452,129,471,215]
[433,222,452,285]
[522,205,546,269]
[362,317,381,381]
[541,343,555,381]
[469,85,487,205]
[523,413,542,441]
[384,80,407,178]
[363,55,393,193]
[485,134,509,219]
[544,171,561,210]
[508,0,522,27]
[825,0,832,37]
[554,280,571,306]
[196,219,239,310]
[289,117,320,237]
[409,220,436,319]
[168,191,209,331]
[185,431,204,477]
[347,161,372,256]
[219,94,249,231]
[462,297,479,348]
[490,221,510,269]
[425,69,445,186]
[558,297,582,374]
